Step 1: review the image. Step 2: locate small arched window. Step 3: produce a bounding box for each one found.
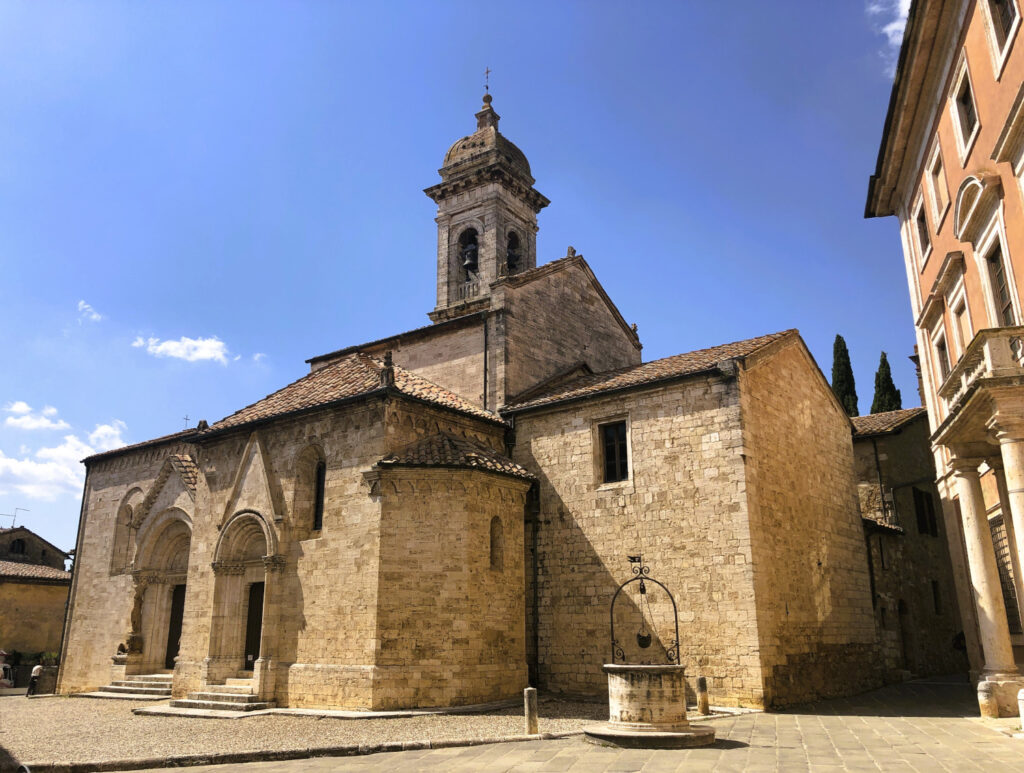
[10,538,26,555]
[489,516,504,571]
[506,231,521,273]
[458,228,479,276]
[313,461,326,531]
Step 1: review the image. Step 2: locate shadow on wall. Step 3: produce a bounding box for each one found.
[525,472,702,707]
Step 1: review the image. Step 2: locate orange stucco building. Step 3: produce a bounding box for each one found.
[867,0,1024,716]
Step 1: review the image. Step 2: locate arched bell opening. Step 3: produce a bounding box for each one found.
[458,228,479,277]
[505,231,522,274]
[131,510,192,673]
[207,511,276,686]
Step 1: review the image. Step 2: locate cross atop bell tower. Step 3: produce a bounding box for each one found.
[425,94,550,323]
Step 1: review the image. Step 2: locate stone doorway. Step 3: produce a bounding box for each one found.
[243,581,264,671]
[206,510,280,699]
[123,511,192,676]
[164,583,186,670]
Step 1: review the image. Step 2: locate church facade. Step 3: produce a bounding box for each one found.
[60,95,888,711]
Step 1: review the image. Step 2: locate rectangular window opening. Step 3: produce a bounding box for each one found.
[990,0,1019,48]
[931,153,950,217]
[600,421,629,483]
[987,243,1017,326]
[935,336,951,382]
[956,77,978,140]
[916,205,931,258]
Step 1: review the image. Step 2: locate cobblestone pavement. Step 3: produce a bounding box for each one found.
[131,678,1024,773]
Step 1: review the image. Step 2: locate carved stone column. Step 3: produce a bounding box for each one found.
[951,457,1024,716]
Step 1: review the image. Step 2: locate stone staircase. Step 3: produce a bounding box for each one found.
[76,673,173,700]
[168,676,274,712]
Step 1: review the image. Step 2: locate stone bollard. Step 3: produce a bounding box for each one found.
[696,676,710,715]
[978,681,999,718]
[524,687,539,735]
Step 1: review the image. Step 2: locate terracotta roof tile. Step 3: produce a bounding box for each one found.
[504,330,795,412]
[377,432,534,481]
[0,560,70,582]
[208,353,502,433]
[851,407,927,437]
[169,454,199,492]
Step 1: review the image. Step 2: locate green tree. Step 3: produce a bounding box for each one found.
[871,351,902,414]
[831,334,859,417]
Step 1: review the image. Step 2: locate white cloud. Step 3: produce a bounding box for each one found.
[133,335,230,365]
[3,402,70,431]
[0,421,127,501]
[77,300,103,323]
[253,353,266,363]
[866,0,911,74]
[88,420,127,452]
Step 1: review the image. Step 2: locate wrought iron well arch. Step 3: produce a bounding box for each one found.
[609,558,680,664]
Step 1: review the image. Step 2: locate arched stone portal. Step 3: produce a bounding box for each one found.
[126,509,192,675]
[205,510,282,699]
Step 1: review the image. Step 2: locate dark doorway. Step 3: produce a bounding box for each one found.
[164,584,186,670]
[243,581,264,671]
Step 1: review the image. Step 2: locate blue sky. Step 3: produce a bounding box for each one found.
[0,1,913,550]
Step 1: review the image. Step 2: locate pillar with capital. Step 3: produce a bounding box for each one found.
[950,456,1024,717]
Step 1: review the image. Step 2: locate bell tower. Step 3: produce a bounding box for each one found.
[425,94,549,322]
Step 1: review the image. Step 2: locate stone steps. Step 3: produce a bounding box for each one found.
[75,673,173,701]
[168,698,274,712]
[167,678,275,712]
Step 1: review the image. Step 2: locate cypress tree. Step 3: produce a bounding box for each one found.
[871,351,902,414]
[831,334,859,417]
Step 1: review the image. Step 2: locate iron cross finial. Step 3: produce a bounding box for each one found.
[485,66,491,93]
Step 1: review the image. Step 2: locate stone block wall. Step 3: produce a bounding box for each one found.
[373,468,529,709]
[854,418,968,678]
[0,530,66,570]
[57,438,195,694]
[500,259,641,404]
[739,338,882,707]
[189,400,389,706]
[514,375,766,707]
[0,580,68,655]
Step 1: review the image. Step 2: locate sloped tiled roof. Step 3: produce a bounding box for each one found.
[504,330,796,413]
[851,407,927,437]
[208,353,503,433]
[84,428,198,464]
[169,454,199,492]
[377,432,534,481]
[0,560,70,582]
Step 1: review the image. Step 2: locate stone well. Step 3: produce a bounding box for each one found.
[584,664,715,748]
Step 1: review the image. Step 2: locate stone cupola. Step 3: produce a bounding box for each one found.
[425,94,549,322]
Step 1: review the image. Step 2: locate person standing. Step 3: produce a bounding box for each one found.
[27,663,42,696]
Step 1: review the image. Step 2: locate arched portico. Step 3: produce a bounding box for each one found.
[205,510,283,699]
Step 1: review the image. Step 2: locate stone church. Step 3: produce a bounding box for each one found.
[58,94,887,711]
